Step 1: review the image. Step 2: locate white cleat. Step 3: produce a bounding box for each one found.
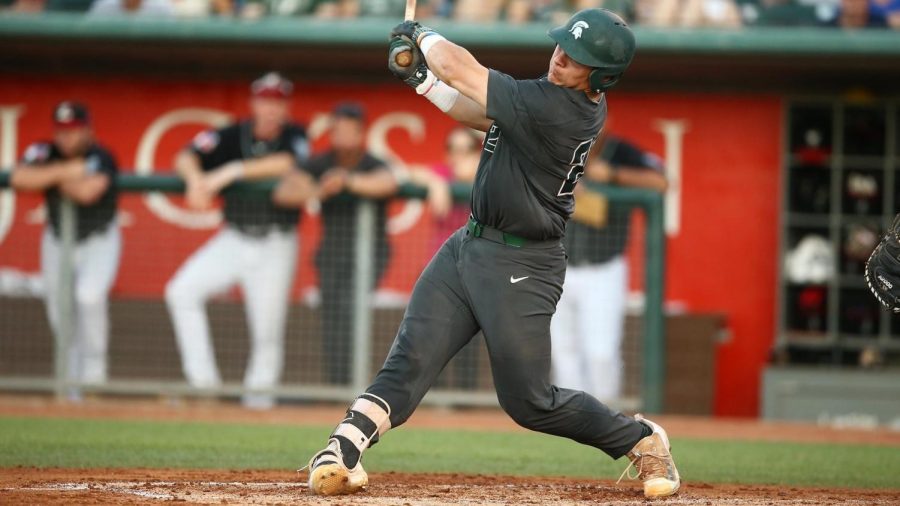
[618,414,681,498]
[303,438,368,496]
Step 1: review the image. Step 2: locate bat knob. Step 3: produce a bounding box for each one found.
[395,49,413,68]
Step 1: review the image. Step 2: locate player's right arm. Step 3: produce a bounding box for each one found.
[173,148,213,210]
[272,170,317,208]
[58,170,110,205]
[445,96,492,132]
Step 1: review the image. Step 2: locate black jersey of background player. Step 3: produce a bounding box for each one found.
[306,150,391,276]
[189,120,309,234]
[565,136,665,266]
[472,70,607,241]
[21,141,118,241]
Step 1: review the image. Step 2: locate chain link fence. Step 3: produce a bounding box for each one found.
[0,174,664,411]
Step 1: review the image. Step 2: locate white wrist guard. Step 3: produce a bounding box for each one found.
[415,70,459,113]
[419,33,447,58]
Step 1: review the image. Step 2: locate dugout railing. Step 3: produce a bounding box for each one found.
[0,173,666,413]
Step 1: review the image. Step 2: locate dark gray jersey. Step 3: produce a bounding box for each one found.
[471,70,607,241]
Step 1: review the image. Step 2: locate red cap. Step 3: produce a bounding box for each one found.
[251,72,293,99]
[53,101,90,128]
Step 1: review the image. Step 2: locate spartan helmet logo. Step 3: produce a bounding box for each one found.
[569,20,589,40]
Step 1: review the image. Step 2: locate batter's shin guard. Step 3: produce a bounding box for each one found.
[331,393,392,468]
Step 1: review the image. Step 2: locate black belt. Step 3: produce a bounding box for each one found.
[465,216,555,248]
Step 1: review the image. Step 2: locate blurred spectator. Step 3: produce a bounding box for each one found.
[551,133,666,402]
[282,102,397,385]
[832,0,888,26]
[246,0,313,16]
[406,126,482,253]
[3,0,98,13]
[743,0,820,26]
[651,0,742,27]
[47,0,97,11]
[871,0,900,27]
[89,0,175,16]
[166,72,311,410]
[311,0,405,17]
[4,0,45,12]
[11,101,121,401]
[453,0,504,22]
[169,0,233,17]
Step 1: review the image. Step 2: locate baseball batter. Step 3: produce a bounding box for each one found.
[304,9,680,499]
[11,101,121,397]
[165,72,312,410]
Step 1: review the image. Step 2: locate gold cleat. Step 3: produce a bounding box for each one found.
[302,439,368,496]
[617,414,681,498]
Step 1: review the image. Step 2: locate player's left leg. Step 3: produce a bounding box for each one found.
[461,238,642,455]
[305,228,480,496]
[461,238,679,498]
[72,225,122,385]
[165,228,244,388]
[239,229,297,409]
[40,228,82,398]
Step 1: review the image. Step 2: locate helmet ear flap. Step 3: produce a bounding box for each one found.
[589,69,620,93]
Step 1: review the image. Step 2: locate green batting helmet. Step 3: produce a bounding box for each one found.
[548,8,636,93]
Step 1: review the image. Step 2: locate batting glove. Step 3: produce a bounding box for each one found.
[390,21,435,45]
[388,37,428,88]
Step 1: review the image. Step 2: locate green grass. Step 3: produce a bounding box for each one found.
[0,417,897,489]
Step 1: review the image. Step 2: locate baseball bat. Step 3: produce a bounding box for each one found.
[394,0,417,68]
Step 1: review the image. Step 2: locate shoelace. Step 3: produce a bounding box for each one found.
[616,450,671,485]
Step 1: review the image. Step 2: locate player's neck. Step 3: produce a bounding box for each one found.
[335,148,364,169]
[252,122,282,141]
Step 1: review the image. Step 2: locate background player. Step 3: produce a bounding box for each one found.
[11,101,121,400]
[275,102,397,385]
[304,9,680,499]
[551,132,667,402]
[165,72,314,410]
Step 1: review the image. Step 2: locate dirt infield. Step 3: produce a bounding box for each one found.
[3,395,900,505]
[2,468,900,505]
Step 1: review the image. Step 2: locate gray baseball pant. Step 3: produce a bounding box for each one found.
[366,226,643,459]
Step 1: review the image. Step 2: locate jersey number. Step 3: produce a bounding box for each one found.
[558,138,595,197]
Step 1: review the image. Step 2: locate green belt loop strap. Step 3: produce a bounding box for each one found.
[467,218,483,238]
[468,216,526,248]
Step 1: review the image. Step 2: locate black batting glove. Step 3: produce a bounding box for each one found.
[388,36,428,88]
[390,20,435,45]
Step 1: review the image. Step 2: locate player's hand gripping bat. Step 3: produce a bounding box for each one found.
[393,0,417,68]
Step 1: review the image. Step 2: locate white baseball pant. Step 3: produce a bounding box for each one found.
[41,224,122,386]
[165,227,297,408]
[551,255,627,402]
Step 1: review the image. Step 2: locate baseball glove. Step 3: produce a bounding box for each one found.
[865,214,900,313]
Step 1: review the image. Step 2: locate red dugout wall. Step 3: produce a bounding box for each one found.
[0,76,781,417]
